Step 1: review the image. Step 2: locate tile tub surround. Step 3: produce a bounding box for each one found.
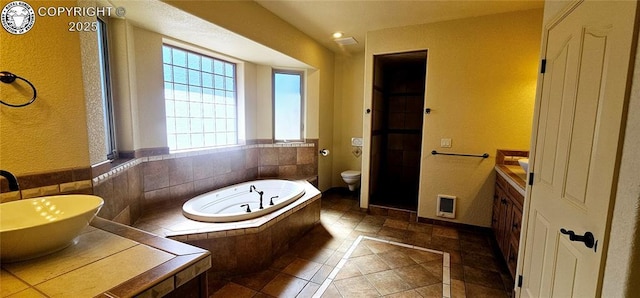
[134,181,322,278]
[1,217,211,298]
[93,141,319,224]
[1,140,318,224]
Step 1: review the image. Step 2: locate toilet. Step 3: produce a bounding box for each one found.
[341,170,361,191]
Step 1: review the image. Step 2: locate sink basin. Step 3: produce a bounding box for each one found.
[518,158,530,173]
[1,195,104,263]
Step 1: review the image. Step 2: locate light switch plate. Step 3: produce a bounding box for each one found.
[440,138,452,148]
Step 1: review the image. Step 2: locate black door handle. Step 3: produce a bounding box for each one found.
[560,228,597,252]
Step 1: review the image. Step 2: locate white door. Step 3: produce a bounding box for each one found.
[520,1,637,297]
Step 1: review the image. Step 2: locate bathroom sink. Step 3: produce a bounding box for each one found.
[518,158,530,173]
[0,195,104,263]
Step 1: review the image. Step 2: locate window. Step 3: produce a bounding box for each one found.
[97,18,117,160]
[273,70,304,142]
[162,44,238,151]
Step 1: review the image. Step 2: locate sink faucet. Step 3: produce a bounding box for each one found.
[249,185,265,209]
[0,170,19,191]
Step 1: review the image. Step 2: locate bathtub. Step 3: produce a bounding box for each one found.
[182,179,306,222]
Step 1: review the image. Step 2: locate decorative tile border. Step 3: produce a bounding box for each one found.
[92,141,317,187]
[312,236,452,298]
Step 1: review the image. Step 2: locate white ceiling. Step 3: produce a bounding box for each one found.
[255,0,544,54]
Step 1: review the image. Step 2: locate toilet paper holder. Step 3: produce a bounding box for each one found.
[319,149,330,156]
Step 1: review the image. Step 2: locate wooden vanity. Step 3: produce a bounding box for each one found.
[1,217,211,297]
[492,150,527,278]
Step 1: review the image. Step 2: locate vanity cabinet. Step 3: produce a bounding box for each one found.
[492,172,524,278]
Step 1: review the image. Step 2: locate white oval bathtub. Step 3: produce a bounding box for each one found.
[182,179,306,222]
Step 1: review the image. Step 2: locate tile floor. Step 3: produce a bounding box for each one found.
[205,191,514,297]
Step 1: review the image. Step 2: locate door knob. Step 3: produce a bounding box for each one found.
[560,228,597,252]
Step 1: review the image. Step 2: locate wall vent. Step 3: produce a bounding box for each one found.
[436,194,456,219]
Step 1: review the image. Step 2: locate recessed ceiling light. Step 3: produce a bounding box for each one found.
[332,32,343,39]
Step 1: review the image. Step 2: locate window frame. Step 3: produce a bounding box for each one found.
[162,43,239,151]
[272,69,304,143]
[96,17,117,160]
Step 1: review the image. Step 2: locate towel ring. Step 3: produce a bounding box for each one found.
[0,71,37,108]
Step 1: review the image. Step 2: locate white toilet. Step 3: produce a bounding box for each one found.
[341,170,361,191]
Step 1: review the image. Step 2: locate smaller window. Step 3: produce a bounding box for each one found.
[97,18,117,160]
[273,70,304,142]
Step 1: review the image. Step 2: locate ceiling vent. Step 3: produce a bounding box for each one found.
[334,37,358,46]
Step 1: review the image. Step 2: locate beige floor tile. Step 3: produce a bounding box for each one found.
[355,222,383,234]
[334,260,363,280]
[414,284,442,298]
[407,223,433,234]
[383,219,409,230]
[325,251,345,267]
[403,249,442,264]
[283,258,323,281]
[433,226,459,239]
[463,266,505,290]
[461,252,500,272]
[261,273,308,297]
[311,265,335,284]
[333,275,380,297]
[321,283,342,298]
[383,289,423,298]
[451,279,466,298]
[298,247,335,264]
[393,264,441,288]
[350,244,374,258]
[351,254,390,275]
[420,260,443,278]
[377,249,418,269]
[430,236,461,252]
[297,282,321,298]
[465,283,508,298]
[404,231,431,247]
[362,240,398,254]
[230,269,279,291]
[364,270,412,296]
[194,194,511,298]
[270,253,298,271]
[376,227,408,242]
[210,282,256,298]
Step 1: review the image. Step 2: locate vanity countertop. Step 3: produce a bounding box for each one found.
[1,217,211,298]
[495,149,528,196]
[495,164,527,194]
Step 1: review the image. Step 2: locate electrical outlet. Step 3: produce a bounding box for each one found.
[440,138,452,148]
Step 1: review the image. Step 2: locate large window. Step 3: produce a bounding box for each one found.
[97,18,117,160]
[162,44,237,151]
[273,70,304,142]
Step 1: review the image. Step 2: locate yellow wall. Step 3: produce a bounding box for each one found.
[332,53,365,187]
[0,0,90,174]
[164,0,335,191]
[361,9,543,226]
